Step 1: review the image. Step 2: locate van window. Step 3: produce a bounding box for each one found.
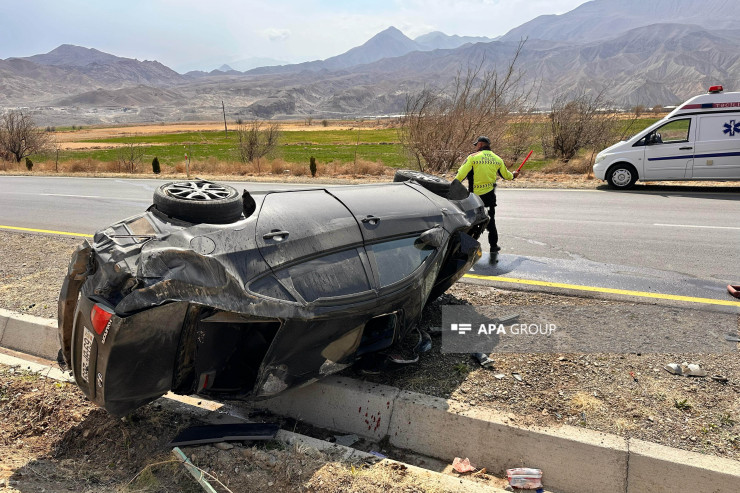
[650,119,691,144]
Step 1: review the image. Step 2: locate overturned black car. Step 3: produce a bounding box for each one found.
[58,172,488,416]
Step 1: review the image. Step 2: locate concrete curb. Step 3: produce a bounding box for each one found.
[2,310,740,492]
[0,308,59,360]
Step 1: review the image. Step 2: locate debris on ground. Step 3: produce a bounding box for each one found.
[664,362,709,377]
[333,433,360,447]
[451,457,476,473]
[473,352,495,368]
[170,422,279,446]
[506,467,543,489]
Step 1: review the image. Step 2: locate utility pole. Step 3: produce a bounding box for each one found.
[222,100,228,136]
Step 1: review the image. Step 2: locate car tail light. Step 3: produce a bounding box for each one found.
[708,85,723,93]
[90,304,114,335]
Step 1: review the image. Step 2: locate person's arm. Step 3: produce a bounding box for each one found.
[497,158,515,180]
[455,155,474,182]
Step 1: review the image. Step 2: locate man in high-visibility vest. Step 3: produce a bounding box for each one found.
[455,136,519,263]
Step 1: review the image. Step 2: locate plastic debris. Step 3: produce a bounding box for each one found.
[711,374,729,383]
[170,423,279,447]
[452,457,476,473]
[725,334,740,343]
[334,434,360,447]
[473,353,495,368]
[369,451,387,459]
[664,363,682,375]
[494,374,506,379]
[683,363,707,377]
[506,467,543,489]
[512,372,523,382]
[664,362,708,378]
[727,284,740,299]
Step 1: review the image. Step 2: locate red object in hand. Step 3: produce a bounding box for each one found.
[516,150,534,173]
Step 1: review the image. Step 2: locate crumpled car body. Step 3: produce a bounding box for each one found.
[58,177,488,416]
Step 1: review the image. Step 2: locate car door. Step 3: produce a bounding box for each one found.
[643,117,695,180]
[329,183,443,242]
[691,114,740,179]
[256,189,374,304]
[330,183,444,291]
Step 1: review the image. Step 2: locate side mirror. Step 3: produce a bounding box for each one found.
[647,133,662,145]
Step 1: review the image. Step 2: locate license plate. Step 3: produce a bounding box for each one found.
[80,327,94,383]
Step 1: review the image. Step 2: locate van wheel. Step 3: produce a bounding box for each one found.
[606,164,638,189]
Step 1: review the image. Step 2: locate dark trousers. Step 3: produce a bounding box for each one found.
[479,190,498,251]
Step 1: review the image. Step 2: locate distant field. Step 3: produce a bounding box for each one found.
[32,117,662,172]
[54,128,408,168]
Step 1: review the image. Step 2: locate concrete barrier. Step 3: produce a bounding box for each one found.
[0,308,58,360]
[261,377,400,442]
[388,390,629,493]
[627,438,740,493]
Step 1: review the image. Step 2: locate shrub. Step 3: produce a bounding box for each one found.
[309,156,317,177]
[152,156,161,174]
[321,119,329,127]
[25,157,33,171]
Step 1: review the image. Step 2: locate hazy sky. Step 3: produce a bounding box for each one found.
[0,0,587,72]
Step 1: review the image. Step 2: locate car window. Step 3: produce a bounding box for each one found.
[282,248,372,302]
[369,237,435,287]
[652,119,691,143]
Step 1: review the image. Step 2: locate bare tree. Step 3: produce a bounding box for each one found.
[0,110,51,163]
[117,143,145,173]
[236,122,281,171]
[399,41,530,173]
[500,102,539,165]
[542,91,640,171]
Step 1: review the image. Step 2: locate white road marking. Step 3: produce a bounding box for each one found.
[42,193,149,201]
[654,223,740,231]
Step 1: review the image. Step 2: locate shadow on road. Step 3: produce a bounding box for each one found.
[596,183,740,200]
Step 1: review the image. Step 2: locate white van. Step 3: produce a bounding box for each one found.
[594,86,740,188]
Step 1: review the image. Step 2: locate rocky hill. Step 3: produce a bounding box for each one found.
[2,0,740,124]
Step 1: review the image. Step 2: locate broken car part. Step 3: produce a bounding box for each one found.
[170,422,279,447]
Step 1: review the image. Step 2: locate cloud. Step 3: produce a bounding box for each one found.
[260,28,291,42]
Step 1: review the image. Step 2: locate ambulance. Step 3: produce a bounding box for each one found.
[593,86,740,188]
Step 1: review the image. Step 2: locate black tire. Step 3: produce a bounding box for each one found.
[393,170,451,195]
[606,163,638,190]
[153,180,243,224]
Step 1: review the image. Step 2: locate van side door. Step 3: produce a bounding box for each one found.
[691,114,740,179]
[643,118,695,180]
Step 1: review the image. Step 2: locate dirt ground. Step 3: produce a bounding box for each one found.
[2,364,487,493]
[54,120,387,144]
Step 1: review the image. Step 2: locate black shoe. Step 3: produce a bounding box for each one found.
[489,252,499,264]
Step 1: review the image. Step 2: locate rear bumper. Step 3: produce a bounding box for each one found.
[69,297,189,416]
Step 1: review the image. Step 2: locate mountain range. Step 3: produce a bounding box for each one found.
[1,0,739,125]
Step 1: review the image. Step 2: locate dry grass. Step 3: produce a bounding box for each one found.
[541,156,594,174]
[0,156,392,179]
[568,392,604,413]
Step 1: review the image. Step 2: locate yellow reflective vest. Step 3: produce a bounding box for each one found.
[454,150,513,196]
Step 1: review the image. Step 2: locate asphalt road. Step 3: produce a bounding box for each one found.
[1,176,739,301]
